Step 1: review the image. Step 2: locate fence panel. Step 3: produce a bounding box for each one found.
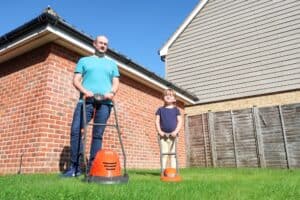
[186,103,300,168]
[282,104,300,168]
[259,106,288,168]
[187,115,208,167]
[213,111,235,167]
[233,109,259,167]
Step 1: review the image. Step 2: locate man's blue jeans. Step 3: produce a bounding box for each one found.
[70,101,111,168]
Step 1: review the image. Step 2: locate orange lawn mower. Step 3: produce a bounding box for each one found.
[82,94,129,184]
[158,134,182,182]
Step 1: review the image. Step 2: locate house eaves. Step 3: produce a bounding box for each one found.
[0,7,198,105]
[159,0,208,60]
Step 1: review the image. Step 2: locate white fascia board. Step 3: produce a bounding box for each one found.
[0,28,48,53]
[159,0,208,57]
[46,25,95,53]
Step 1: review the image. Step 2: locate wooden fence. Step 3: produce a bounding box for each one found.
[186,103,300,168]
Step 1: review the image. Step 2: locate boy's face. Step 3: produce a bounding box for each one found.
[164,92,176,104]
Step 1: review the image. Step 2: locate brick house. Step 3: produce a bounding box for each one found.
[0,8,198,174]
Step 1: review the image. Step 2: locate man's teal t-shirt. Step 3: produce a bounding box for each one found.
[75,55,119,102]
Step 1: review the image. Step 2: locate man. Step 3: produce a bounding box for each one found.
[63,35,120,177]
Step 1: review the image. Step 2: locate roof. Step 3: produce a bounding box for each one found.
[0,7,198,104]
[159,0,208,60]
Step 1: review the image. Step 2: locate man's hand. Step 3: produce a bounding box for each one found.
[73,74,94,98]
[84,91,94,98]
[104,92,114,100]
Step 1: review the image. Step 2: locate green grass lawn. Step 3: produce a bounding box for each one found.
[0,168,299,200]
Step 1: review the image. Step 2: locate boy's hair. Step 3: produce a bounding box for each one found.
[163,88,176,97]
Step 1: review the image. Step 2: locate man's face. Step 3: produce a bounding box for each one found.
[93,36,108,53]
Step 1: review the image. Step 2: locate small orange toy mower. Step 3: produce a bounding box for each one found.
[158,134,182,182]
[82,94,129,184]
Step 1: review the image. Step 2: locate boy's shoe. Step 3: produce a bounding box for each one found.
[61,166,82,177]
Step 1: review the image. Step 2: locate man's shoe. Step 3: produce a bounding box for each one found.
[61,167,81,177]
[75,168,82,176]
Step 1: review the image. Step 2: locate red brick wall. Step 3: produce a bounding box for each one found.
[0,43,186,174]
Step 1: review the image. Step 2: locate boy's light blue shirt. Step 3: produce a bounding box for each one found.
[75,55,119,103]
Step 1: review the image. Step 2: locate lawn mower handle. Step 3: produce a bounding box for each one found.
[82,94,127,177]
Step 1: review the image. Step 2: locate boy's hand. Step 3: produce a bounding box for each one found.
[171,132,177,138]
[159,132,165,137]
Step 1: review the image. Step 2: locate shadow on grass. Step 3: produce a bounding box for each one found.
[59,146,70,173]
[132,171,161,176]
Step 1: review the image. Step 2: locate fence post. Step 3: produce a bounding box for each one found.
[278,105,291,169]
[184,114,191,167]
[252,106,266,168]
[230,110,238,168]
[208,111,217,167]
[201,114,208,167]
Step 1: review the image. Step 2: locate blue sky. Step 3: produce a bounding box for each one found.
[1,0,199,77]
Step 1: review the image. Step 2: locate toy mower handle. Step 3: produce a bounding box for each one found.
[160,133,178,138]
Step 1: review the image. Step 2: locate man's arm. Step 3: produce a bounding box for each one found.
[105,77,119,100]
[111,77,119,94]
[73,73,93,98]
